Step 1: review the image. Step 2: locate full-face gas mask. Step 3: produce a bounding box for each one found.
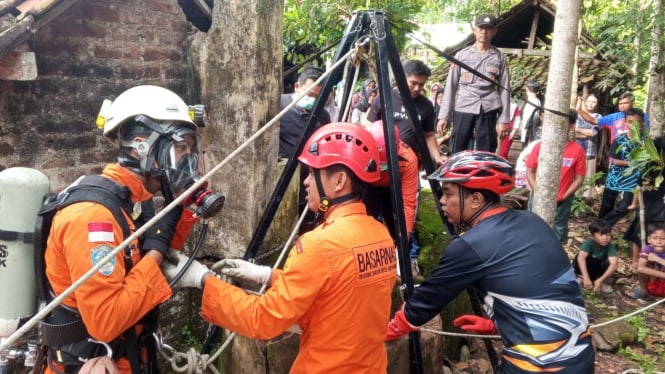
[120,115,224,219]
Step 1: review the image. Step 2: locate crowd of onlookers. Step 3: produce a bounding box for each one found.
[281,11,665,306]
[340,70,665,302]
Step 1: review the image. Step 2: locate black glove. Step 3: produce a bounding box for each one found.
[135,200,156,228]
[142,205,183,257]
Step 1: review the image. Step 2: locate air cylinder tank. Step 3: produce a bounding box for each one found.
[0,168,50,338]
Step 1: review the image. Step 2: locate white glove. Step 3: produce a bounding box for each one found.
[211,258,272,285]
[162,252,212,289]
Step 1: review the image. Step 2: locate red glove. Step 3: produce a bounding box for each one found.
[386,304,419,341]
[453,315,496,334]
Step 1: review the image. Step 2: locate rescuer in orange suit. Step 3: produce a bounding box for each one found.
[40,86,202,373]
[164,123,398,373]
[364,120,419,237]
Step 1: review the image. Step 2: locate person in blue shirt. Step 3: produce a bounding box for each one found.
[598,108,644,226]
[578,91,649,142]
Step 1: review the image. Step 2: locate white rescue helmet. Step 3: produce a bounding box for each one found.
[96,85,202,201]
[98,85,196,142]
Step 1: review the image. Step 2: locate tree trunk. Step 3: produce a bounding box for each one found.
[570,18,582,106]
[532,0,581,224]
[190,1,285,258]
[646,0,665,137]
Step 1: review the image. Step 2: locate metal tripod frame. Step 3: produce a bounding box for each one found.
[204,10,499,373]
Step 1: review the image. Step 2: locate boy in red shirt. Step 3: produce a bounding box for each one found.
[526,109,586,243]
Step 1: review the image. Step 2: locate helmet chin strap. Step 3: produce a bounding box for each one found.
[458,187,494,230]
[312,169,359,217]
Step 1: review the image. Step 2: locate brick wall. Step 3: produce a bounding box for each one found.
[0,0,197,191]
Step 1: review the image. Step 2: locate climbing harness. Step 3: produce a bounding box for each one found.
[33,175,160,373]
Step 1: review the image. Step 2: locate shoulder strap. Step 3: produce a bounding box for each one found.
[34,176,153,374]
[34,176,134,305]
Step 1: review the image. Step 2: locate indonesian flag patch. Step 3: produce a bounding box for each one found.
[88,222,114,243]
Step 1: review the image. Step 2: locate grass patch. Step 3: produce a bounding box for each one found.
[413,190,450,279]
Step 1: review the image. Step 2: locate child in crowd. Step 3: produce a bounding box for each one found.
[573,219,617,293]
[513,139,540,189]
[628,222,665,300]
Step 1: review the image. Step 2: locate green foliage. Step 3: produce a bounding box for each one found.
[283,0,430,66]
[618,346,658,373]
[626,315,650,344]
[613,233,631,256]
[618,315,665,374]
[581,288,607,310]
[434,0,523,25]
[180,325,200,351]
[571,171,604,217]
[570,196,587,218]
[580,0,661,96]
[413,189,449,279]
[626,120,665,189]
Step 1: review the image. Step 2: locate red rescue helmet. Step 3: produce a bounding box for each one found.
[298,123,380,183]
[366,121,401,187]
[429,151,514,194]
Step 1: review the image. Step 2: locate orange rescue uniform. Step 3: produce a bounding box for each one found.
[398,143,419,234]
[201,202,397,373]
[44,164,172,373]
[373,141,419,233]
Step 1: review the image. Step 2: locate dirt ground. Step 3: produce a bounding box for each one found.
[449,208,665,374]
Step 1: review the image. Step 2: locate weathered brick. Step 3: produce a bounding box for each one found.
[143,47,181,62]
[61,63,115,79]
[93,46,124,59]
[31,38,87,57]
[41,156,75,169]
[93,45,140,60]
[0,142,14,157]
[50,19,107,39]
[144,0,177,14]
[69,2,120,23]
[163,66,191,82]
[80,147,115,164]
[118,65,161,80]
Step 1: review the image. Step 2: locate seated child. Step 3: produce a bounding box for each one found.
[573,219,617,293]
[629,222,665,299]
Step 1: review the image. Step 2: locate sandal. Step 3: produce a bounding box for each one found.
[625,288,647,300]
[600,284,614,294]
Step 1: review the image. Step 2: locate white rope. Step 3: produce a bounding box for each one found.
[155,48,356,371]
[340,37,370,122]
[341,62,360,122]
[0,46,356,356]
[419,296,665,340]
[590,295,665,328]
[205,206,310,366]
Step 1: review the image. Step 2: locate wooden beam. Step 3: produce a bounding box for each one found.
[0,15,33,56]
[0,0,79,58]
[0,50,37,80]
[0,0,22,17]
[527,9,540,50]
[498,47,595,59]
